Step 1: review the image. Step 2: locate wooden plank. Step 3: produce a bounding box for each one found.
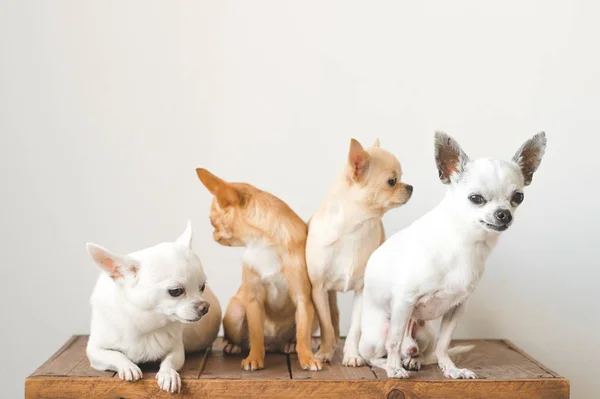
[503,339,562,378]
[25,377,570,399]
[199,338,290,380]
[30,335,88,377]
[290,338,376,381]
[199,337,243,380]
[68,357,115,378]
[241,353,290,381]
[179,348,210,379]
[370,340,556,380]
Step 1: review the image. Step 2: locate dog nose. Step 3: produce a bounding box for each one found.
[197,301,210,316]
[494,209,512,224]
[405,185,413,195]
[408,346,418,356]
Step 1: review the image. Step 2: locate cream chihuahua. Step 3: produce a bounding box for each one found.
[359,132,547,379]
[196,169,322,372]
[306,138,413,366]
[86,222,221,393]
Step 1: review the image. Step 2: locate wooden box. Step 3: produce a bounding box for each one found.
[26,336,569,398]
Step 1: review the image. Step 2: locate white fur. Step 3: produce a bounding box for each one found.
[359,132,546,379]
[243,241,289,312]
[86,222,221,393]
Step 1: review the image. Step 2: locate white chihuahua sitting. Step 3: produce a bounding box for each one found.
[359,132,546,379]
[86,222,221,393]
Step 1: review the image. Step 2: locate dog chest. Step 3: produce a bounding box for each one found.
[243,244,290,309]
[327,219,383,292]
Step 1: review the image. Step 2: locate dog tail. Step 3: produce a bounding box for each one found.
[420,344,475,366]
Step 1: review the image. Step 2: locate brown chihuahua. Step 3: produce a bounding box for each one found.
[196,168,322,371]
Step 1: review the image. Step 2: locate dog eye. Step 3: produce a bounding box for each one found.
[200,283,206,292]
[168,288,185,297]
[511,192,524,205]
[387,177,397,187]
[468,194,486,205]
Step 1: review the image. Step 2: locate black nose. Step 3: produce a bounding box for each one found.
[405,185,413,195]
[197,301,210,315]
[494,209,512,224]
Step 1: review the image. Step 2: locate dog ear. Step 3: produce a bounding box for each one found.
[434,132,470,184]
[86,243,138,280]
[196,168,243,207]
[348,139,370,180]
[372,138,380,148]
[175,220,193,248]
[512,132,547,186]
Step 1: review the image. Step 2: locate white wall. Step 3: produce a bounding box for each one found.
[1,1,598,397]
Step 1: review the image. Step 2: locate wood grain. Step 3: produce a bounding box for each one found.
[25,378,570,399]
[26,336,570,399]
[290,339,376,381]
[370,340,556,380]
[30,335,88,377]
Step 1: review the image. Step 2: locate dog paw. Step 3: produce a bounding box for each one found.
[441,366,477,379]
[342,353,365,367]
[224,343,242,355]
[117,364,143,382]
[402,356,422,371]
[315,348,334,363]
[241,355,264,371]
[156,368,181,393]
[386,365,410,379]
[281,342,296,354]
[299,353,323,371]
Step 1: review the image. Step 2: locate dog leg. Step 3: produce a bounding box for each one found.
[400,319,421,370]
[311,283,335,363]
[87,345,143,382]
[436,302,477,379]
[384,299,413,378]
[285,255,322,371]
[358,295,388,367]
[329,290,340,341]
[156,342,184,393]
[223,296,246,355]
[343,289,365,367]
[241,298,266,371]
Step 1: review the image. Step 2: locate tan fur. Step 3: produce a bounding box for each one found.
[306,138,412,365]
[196,168,322,371]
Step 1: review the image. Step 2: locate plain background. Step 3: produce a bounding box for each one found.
[1,1,598,398]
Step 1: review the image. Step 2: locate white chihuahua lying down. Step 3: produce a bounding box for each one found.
[359,132,546,379]
[86,222,221,393]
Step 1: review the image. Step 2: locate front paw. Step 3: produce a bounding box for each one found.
[441,365,477,379]
[241,355,264,371]
[386,364,410,379]
[298,352,323,371]
[342,352,365,367]
[156,369,181,393]
[117,364,143,382]
[402,356,421,371]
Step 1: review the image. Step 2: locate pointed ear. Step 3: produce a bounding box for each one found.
[373,138,380,148]
[86,243,137,279]
[196,168,243,207]
[348,139,370,180]
[434,132,470,184]
[175,220,193,248]
[512,132,547,186]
